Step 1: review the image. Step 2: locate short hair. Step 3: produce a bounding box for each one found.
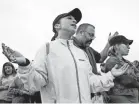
[76,23,95,34]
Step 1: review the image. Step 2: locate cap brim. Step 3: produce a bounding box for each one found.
[125,39,133,45]
[128,40,133,45]
[67,8,82,23]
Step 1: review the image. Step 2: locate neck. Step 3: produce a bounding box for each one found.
[116,53,123,60]
[57,30,74,40]
[75,35,83,44]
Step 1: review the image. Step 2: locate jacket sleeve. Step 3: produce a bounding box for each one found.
[17,44,49,93]
[89,70,115,93]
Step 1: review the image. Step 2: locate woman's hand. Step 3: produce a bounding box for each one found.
[111,63,129,77]
[2,43,26,65]
[108,31,119,42]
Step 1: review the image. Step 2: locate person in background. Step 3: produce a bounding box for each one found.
[0,62,16,103]
[2,8,129,103]
[73,23,118,74]
[8,74,32,103]
[7,60,39,103]
[72,23,118,103]
[105,35,139,103]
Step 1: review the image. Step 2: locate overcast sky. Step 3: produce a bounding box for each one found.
[0,0,139,73]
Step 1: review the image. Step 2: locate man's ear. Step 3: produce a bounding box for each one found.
[79,31,84,36]
[54,23,61,29]
[114,44,119,51]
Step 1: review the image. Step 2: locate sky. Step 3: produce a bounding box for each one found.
[0,0,139,73]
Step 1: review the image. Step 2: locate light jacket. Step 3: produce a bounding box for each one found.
[17,39,114,103]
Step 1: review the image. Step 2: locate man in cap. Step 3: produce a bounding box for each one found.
[2,8,129,103]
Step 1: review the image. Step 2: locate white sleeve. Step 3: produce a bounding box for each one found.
[17,44,49,93]
[89,70,115,93]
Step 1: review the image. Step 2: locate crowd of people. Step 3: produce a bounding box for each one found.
[0,8,139,103]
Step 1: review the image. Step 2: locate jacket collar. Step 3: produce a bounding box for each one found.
[56,39,73,47]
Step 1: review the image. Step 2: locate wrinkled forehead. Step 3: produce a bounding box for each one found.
[86,26,95,33]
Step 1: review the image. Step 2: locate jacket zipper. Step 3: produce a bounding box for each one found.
[67,40,82,103]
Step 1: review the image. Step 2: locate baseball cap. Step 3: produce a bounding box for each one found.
[53,8,82,33]
[109,35,133,46]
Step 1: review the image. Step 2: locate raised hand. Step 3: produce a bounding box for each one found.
[111,63,129,77]
[108,31,119,42]
[2,43,15,62]
[2,43,26,65]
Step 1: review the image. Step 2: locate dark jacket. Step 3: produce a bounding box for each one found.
[105,56,139,96]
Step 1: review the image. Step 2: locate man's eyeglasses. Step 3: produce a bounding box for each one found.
[84,31,96,39]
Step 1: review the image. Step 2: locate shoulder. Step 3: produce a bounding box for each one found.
[36,42,51,54]
[106,56,118,64]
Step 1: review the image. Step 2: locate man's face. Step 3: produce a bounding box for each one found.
[58,15,77,34]
[82,26,95,47]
